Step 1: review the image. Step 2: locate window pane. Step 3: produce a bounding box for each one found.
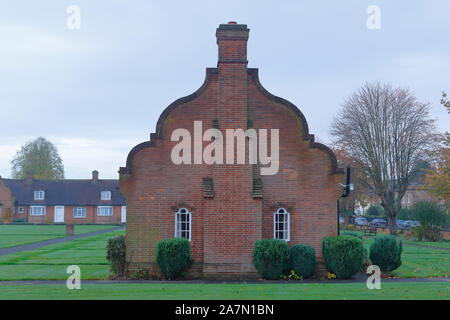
[175,210,191,240]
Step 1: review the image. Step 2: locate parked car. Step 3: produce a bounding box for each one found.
[355,217,369,226]
[370,218,387,228]
[407,220,421,228]
[396,220,410,230]
[339,216,344,224]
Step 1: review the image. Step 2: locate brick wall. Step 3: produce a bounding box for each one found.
[27,205,123,224]
[120,23,344,279]
[0,180,14,223]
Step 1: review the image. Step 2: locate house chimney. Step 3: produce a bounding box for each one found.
[215,22,249,130]
[92,170,99,182]
[216,22,249,65]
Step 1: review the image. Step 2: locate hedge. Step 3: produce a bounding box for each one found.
[106,235,126,277]
[253,239,289,279]
[369,236,402,272]
[289,244,316,278]
[156,238,192,279]
[322,236,365,279]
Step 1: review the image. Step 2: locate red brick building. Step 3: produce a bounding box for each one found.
[0,171,126,224]
[119,23,344,278]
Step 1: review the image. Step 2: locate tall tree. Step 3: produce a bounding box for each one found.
[441,91,450,114]
[330,82,437,235]
[423,92,450,207]
[11,137,64,180]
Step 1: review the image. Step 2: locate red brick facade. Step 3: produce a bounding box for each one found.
[23,205,124,224]
[0,178,14,223]
[119,23,345,278]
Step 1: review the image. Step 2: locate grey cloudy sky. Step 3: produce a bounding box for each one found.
[1,0,449,179]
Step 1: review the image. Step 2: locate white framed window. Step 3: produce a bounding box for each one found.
[17,207,24,214]
[101,191,112,201]
[73,207,86,218]
[30,206,46,216]
[273,208,290,241]
[34,190,45,200]
[97,206,113,216]
[175,208,191,241]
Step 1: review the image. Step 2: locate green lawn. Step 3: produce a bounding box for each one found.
[0,229,124,280]
[361,237,450,278]
[0,226,448,300]
[0,282,447,300]
[0,226,448,281]
[0,224,120,249]
[406,240,450,249]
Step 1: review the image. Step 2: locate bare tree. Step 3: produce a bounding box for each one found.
[331,83,437,235]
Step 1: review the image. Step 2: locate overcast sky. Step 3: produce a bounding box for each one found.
[1,0,449,179]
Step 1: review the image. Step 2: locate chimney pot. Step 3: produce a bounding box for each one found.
[216,22,249,65]
[92,170,99,182]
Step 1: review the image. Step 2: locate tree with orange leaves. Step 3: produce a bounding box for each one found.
[423,92,450,207]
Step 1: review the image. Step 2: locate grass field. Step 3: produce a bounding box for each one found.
[0,226,448,299]
[0,224,120,249]
[0,282,447,300]
[0,229,124,280]
[0,227,448,281]
[360,237,450,278]
[0,225,450,280]
[407,239,450,249]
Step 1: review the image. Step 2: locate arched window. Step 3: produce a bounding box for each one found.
[273,208,290,241]
[175,208,192,241]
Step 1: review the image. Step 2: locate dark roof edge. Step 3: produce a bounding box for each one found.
[120,68,218,175]
[1,178,119,182]
[248,68,344,175]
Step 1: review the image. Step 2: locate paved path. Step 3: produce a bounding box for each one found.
[0,277,447,286]
[0,226,124,257]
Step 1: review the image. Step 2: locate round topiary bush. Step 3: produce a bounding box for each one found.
[322,236,365,279]
[253,239,289,280]
[106,235,126,277]
[289,244,316,278]
[369,235,402,272]
[156,238,192,279]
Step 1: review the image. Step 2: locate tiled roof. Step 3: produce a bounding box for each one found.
[3,179,126,206]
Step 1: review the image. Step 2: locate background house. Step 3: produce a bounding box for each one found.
[0,170,126,224]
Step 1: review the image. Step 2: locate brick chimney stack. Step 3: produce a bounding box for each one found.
[216,22,249,65]
[92,170,99,182]
[203,22,260,276]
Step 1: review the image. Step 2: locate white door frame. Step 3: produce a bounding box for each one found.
[121,206,126,223]
[54,206,65,223]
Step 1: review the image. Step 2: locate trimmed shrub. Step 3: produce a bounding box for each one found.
[369,236,402,272]
[106,235,126,277]
[253,239,289,279]
[289,244,316,278]
[156,238,192,279]
[322,236,365,279]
